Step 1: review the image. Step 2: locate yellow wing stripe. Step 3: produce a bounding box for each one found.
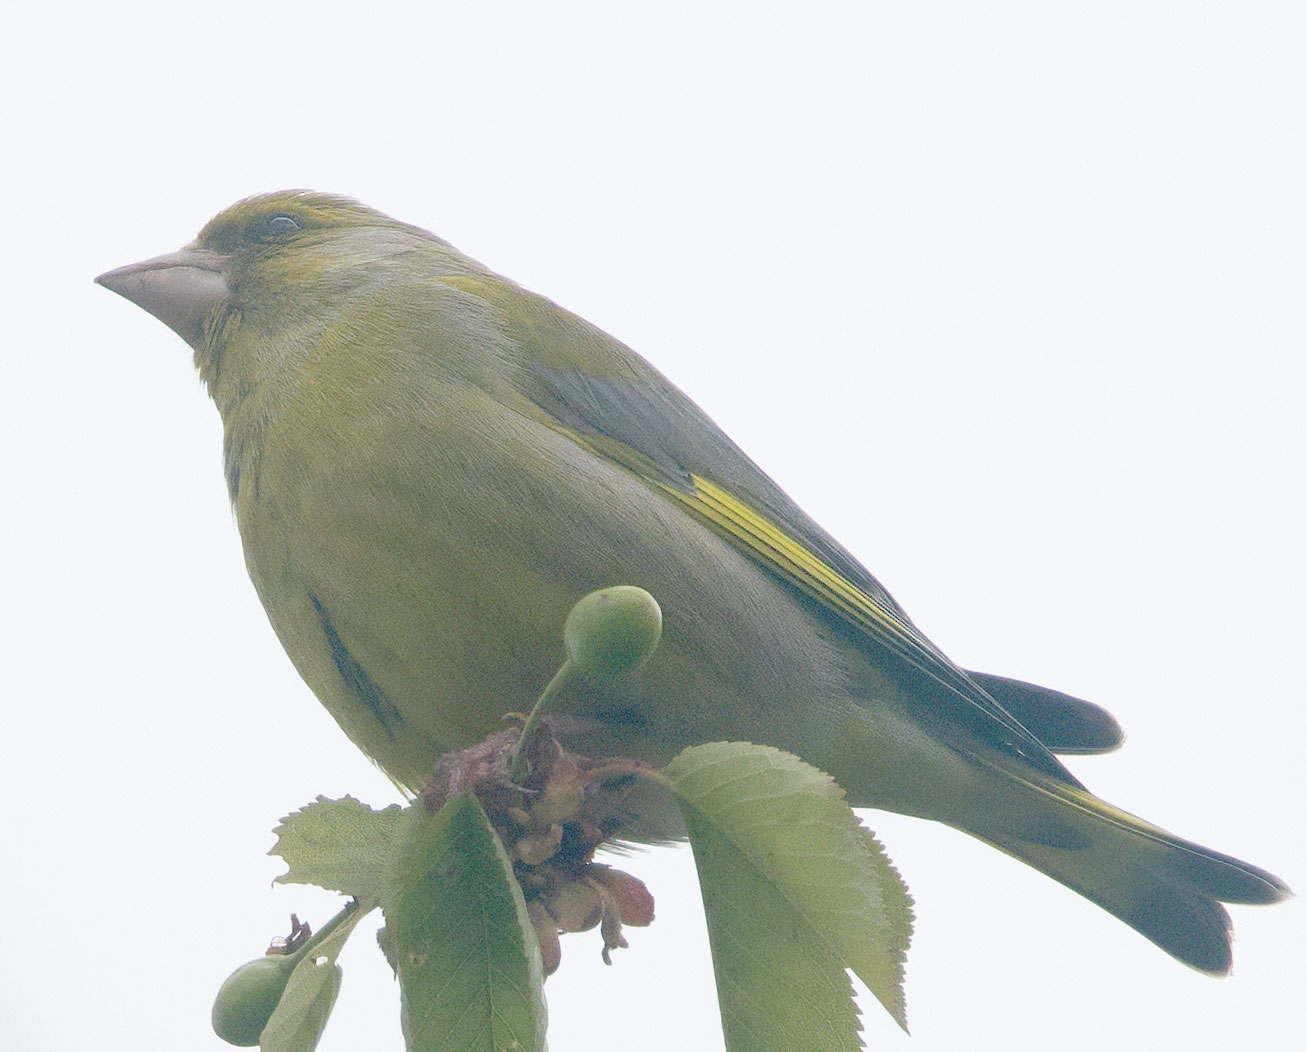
[553,427,1053,765]
[660,474,975,696]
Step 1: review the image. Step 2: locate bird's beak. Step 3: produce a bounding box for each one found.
[96,247,230,351]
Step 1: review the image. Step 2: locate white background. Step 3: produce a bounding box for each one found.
[3,3,1303,1050]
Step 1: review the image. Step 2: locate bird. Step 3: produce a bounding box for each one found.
[97,190,1289,975]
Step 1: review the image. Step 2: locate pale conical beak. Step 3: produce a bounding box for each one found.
[96,247,230,351]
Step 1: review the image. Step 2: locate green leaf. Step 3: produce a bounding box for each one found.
[260,903,371,1052]
[664,742,913,1050]
[381,794,548,1052]
[271,796,406,899]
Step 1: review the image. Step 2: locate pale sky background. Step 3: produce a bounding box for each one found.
[4,4,1304,1051]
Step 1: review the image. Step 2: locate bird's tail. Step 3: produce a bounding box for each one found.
[961,760,1291,974]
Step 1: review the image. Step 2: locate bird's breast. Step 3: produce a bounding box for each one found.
[229,371,895,798]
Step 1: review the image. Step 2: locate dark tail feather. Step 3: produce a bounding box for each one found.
[967,671,1125,755]
[963,765,1291,974]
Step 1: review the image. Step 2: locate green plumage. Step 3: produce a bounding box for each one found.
[97,191,1289,976]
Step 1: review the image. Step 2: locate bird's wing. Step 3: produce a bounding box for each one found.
[444,275,1076,783]
[965,672,1124,755]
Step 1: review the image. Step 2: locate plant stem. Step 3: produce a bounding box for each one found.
[283,898,373,965]
[509,659,576,783]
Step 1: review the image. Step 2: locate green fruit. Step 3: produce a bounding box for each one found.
[563,586,662,679]
[211,954,295,1046]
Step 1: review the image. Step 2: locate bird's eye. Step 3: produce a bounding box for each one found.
[250,213,301,242]
[264,214,300,236]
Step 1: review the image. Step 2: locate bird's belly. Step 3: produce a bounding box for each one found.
[233,409,918,804]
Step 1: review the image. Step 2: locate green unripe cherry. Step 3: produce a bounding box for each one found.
[564,586,662,679]
[211,954,296,1046]
[510,586,665,783]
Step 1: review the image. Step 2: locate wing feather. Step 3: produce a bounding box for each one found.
[444,274,1078,783]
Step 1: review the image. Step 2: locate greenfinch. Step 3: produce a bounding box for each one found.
[97,191,1289,975]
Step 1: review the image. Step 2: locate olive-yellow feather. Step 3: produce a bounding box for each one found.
[98,191,1289,976]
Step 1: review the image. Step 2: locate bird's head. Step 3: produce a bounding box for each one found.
[95,191,444,354]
